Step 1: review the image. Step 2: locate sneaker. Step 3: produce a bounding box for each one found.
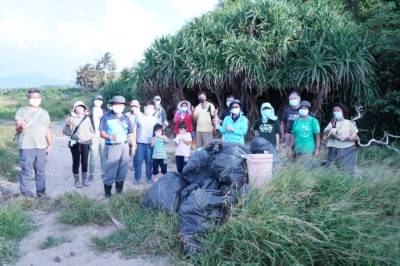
[133,180,140,185]
[146,180,153,185]
[88,175,94,182]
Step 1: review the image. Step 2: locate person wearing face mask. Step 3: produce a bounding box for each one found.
[323,103,359,172]
[173,100,193,135]
[63,101,95,188]
[214,99,248,144]
[252,102,280,150]
[153,95,169,128]
[219,95,235,122]
[15,88,52,198]
[174,122,192,174]
[289,100,321,158]
[99,96,135,197]
[88,94,105,182]
[192,91,217,148]
[281,91,301,148]
[125,99,140,152]
[134,100,160,185]
[150,123,170,182]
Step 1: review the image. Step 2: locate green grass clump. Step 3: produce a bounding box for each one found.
[193,162,400,265]
[0,202,35,264]
[0,125,19,181]
[54,192,109,226]
[39,235,72,249]
[91,190,181,258]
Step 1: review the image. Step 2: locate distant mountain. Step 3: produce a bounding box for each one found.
[0,73,72,88]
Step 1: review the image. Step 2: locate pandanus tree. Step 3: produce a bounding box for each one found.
[135,0,376,121]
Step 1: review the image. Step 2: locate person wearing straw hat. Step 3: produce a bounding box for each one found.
[88,94,105,182]
[15,88,52,198]
[63,100,95,188]
[99,96,135,197]
[289,100,321,158]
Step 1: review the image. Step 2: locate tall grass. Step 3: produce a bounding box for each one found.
[193,161,400,265]
[0,201,36,264]
[0,87,92,120]
[0,125,19,181]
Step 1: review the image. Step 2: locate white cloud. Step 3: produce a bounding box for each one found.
[0,19,47,50]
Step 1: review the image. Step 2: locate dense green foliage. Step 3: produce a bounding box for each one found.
[0,125,19,181]
[134,0,376,122]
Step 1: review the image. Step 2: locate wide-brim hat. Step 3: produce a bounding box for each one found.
[300,100,312,109]
[108,95,128,105]
[228,99,244,111]
[72,101,88,110]
[93,94,103,101]
[129,100,141,107]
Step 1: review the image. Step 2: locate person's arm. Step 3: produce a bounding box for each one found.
[231,118,248,136]
[314,133,320,156]
[173,111,180,123]
[275,134,280,150]
[280,121,286,141]
[181,134,192,145]
[150,137,157,147]
[15,119,27,134]
[217,118,226,134]
[192,106,198,120]
[162,135,170,144]
[129,133,136,157]
[45,124,52,155]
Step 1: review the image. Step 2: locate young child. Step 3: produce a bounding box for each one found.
[151,123,169,182]
[174,122,192,174]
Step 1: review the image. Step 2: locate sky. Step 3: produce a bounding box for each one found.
[0,0,218,82]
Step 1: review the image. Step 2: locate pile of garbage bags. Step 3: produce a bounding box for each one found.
[142,138,275,253]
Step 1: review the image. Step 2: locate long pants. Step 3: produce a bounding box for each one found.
[70,143,90,174]
[19,148,46,196]
[103,143,130,185]
[284,133,293,148]
[327,146,356,173]
[196,131,212,148]
[134,143,153,181]
[152,158,167,175]
[176,156,188,174]
[89,136,105,175]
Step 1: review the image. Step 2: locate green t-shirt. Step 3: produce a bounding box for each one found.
[252,118,280,146]
[291,117,320,153]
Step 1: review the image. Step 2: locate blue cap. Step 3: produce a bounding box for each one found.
[93,94,103,101]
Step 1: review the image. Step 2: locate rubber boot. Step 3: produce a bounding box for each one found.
[82,172,89,187]
[74,174,82,188]
[115,181,124,193]
[104,184,112,198]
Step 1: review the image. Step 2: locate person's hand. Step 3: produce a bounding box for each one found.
[314,149,320,157]
[330,118,336,129]
[212,108,219,117]
[226,126,234,132]
[190,106,195,112]
[112,134,119,142]
[65,115,71,126]
[163,121,169,128]
[46,146,52,156]
[130,149,136,157]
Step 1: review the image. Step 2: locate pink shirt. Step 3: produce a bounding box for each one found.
[175,132,192,157]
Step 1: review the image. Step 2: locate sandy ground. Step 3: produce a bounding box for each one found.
[14,121,175,266]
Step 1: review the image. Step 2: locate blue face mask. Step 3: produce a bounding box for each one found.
[179,107,188,113]
[334,111,343,120]
[299,109,309,117]
[199,98,205,103]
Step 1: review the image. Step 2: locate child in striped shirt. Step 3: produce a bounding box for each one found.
[151,123,169,182]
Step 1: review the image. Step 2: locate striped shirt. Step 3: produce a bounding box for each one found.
[152,138,167,159]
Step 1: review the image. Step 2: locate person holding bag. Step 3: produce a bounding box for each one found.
[63,101,95,188]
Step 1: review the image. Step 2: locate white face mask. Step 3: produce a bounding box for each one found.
[155,131,162,136]
[289,99,299,107]
[131,107,139,113]
[29,98,41,107]
[145,107,155,116]
[179,129,186,134]
[226,101,232,108]
[94,100,103,107]
[231,108,240,115]
[112,105,125,114]
[299,109,309,117]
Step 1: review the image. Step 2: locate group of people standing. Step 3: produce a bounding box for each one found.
[14,88,359,198]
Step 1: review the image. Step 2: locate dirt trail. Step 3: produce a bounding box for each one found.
[15,121,172,266]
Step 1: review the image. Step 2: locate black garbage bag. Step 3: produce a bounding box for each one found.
[179,189,236,253]
[180,178,218,202]
[182,149,213,184]
[211,142,250,189]
[204,140,224,156]
[250,137,278,156]
[141,172,188,213]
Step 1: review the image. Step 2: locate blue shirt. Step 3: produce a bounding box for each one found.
[218,114,248,144]
[99,111,133,144]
